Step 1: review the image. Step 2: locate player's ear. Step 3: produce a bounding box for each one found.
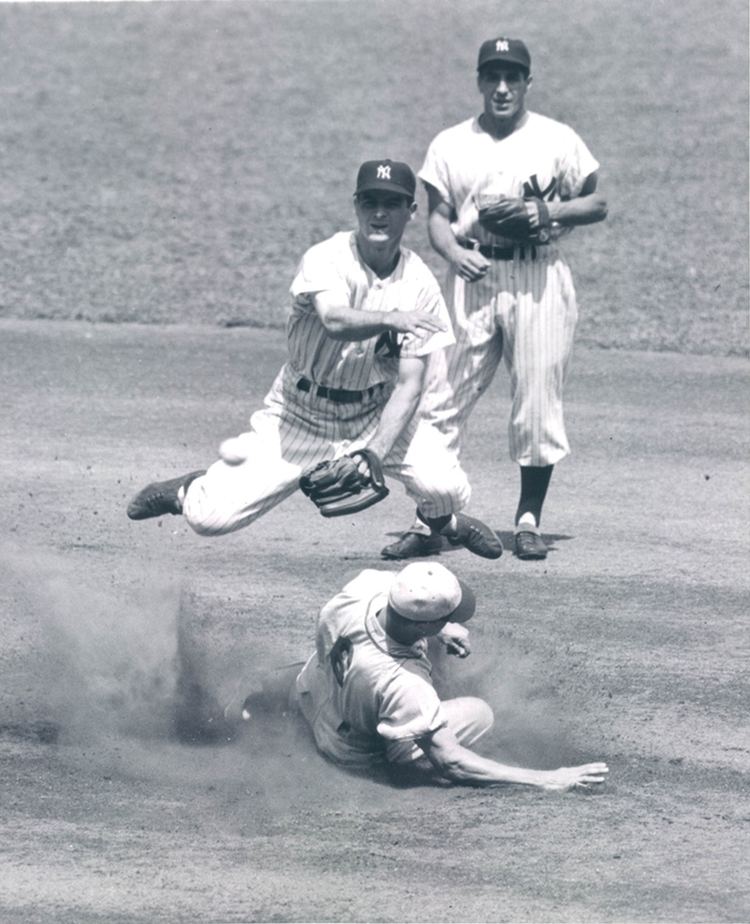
[408,201,417,219]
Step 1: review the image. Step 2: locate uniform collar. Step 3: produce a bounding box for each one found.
[364,598,425,660]
[351,232,404,283]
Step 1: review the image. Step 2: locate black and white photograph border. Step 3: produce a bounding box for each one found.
[0,1,747,922]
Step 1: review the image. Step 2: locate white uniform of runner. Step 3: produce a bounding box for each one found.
[295,569,491,768]
[182,231,470,535]
[418,111,599,466]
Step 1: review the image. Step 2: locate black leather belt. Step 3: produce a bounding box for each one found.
[296,376,384,404]
[461,240,538,261]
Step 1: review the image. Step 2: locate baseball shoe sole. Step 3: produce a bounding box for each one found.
[126,470,205,520]
[514,530,548,560]
[381,531,444,560]
[446,514,503,560]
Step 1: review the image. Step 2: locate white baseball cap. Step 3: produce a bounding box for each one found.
[388,562,476,624]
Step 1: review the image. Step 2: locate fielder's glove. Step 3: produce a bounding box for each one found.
[299,449,389,518]
[477,194,552,243]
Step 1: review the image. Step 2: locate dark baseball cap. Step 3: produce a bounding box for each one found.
[355,160,416,200]
[477,37,531,74]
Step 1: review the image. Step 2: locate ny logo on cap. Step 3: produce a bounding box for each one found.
[495,39,510,52]
[377,164,392,180]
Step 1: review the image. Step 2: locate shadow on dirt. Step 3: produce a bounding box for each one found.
[380,530,574,559]
[0,720,60,744]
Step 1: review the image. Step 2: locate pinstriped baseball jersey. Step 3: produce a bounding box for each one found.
[287,231,454,390]
[419,112,599,248]
[417,111,599,467]
[180,231,471,536]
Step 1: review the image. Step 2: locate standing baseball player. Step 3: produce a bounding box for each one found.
[290,561,609,789]
[127,159,502,560]
[383,37,607,562]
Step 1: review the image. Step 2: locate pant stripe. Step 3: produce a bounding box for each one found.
[182,364,470,535]
[424,249,577,467]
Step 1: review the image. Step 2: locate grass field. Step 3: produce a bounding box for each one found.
[0,0,747,354]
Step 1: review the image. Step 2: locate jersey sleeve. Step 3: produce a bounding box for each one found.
[418,132,454,209]
[397,259,455,359]
[375,670,448,742]
[315,570,390,663]
[557,127,600,199]
[289,240,350,300]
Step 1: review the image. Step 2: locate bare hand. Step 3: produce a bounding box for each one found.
[450,249,490,283]
[388,310,447,337]
[437,622,471,658]
[355,456,371,478]
[540,762,609,792]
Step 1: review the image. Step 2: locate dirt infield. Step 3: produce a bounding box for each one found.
[0,1,747,919]
[1,320,747,923]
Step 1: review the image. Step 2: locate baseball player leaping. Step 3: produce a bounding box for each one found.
[383,37,607,562]
[127,160,502,561]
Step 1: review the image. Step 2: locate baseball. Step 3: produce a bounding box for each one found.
[219,436,250,466]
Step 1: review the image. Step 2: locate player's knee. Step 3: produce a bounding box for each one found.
[414,467,470,510]
[467,697,494,736]
[444,696,494,746]
[441,469,471,510]
[185,517,233,537]
[182,492,244,537]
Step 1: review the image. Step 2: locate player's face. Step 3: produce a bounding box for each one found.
[413,617,450,638]
[390,612,450,644]
[478,65,531,123]
[354,192,416,245]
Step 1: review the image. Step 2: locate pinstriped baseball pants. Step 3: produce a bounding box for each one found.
[181,364,470,536]
[422,248,578,467]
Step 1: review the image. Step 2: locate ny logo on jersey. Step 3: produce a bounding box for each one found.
[376,164,392,180]
[523,174,558,201]
[495,39,510,52]
[375,329,401,358]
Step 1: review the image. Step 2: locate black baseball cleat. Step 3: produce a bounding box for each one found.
[381,531,444,560]
[444,514,503,560]
[514,530,548,560]
[126,470,205,520]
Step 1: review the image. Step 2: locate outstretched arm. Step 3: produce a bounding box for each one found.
[366,355,426,460]
[416,725,609,791]
[313,290,447,342]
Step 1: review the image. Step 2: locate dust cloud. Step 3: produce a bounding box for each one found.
[0,546,354,812]
[429,635,584,769]
[1,544,182,744]
[1,544,584,810]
